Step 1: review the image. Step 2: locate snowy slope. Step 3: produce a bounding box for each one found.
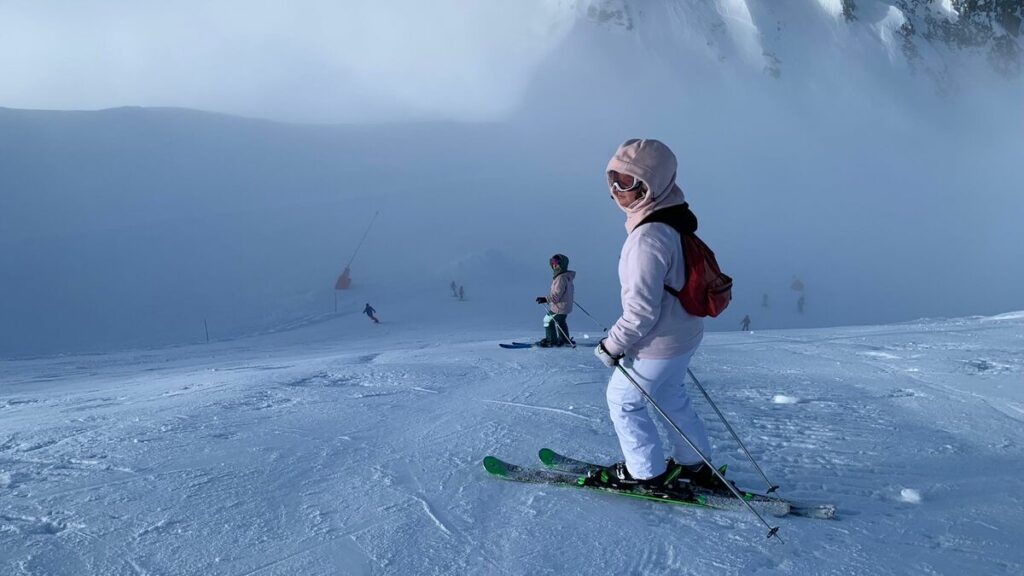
[2,307,1022,575]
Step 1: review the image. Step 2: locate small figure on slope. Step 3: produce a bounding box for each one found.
[363,302,380,324]
[535,254,575,347]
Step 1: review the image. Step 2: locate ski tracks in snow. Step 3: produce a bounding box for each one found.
[480,399,597,422]
[2,316,1022,574]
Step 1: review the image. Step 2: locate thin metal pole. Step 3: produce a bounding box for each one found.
[615,364,781,542]
[537,302,576,349]
[687,369,779,493]
[572,300,608,332]
[346,210,380,268]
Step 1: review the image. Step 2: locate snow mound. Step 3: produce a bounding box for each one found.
[772,395,801,404]
[900,488,922,504]
[985,311,1024,321]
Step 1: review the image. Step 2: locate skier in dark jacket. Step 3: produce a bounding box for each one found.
[363,303,380,324]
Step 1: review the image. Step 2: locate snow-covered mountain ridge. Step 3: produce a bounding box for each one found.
[564,0,1021,80]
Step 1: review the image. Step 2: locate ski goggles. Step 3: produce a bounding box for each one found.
[608,171,642,194]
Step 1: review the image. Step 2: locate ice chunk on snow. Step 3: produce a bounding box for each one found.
[772,395,800,404]
[900,488,922,504]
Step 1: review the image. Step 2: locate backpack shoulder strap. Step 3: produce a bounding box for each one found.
[635,202,698,237]
[637,205,700,294]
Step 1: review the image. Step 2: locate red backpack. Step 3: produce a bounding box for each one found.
[639,204,733,318]
[669,233,732,317]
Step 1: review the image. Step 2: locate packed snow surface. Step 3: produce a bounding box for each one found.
[2,310,1022,574]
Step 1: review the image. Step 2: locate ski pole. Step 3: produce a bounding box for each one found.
[614,364,781,542]
[688,369,780,493]
[538,302,576,349]
[589,311,781,495]
[572,300,608,332]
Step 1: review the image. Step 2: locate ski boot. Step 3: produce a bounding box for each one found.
[583,461,685,494]
[673,460,734,493]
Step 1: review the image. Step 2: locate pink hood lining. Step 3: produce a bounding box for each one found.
[606,139,687,233]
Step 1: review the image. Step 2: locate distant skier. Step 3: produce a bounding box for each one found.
[797,294,806,314]
[535,254,575,347]
[458,285,465,301]
[450,280,458,298]
[761,293,769,309]
[593,139,724,491]
[363,303,380,324]
[740,314,751,331]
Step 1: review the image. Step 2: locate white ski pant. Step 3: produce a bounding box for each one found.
[606,346,711,480]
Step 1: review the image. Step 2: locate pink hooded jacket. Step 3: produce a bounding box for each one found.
[548,271,576,315]
[603,139,703,359]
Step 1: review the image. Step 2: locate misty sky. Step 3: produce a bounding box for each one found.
[0,1,573,123]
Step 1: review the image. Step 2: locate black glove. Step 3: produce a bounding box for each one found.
[536,296,548,304]
[594,339,623,368]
